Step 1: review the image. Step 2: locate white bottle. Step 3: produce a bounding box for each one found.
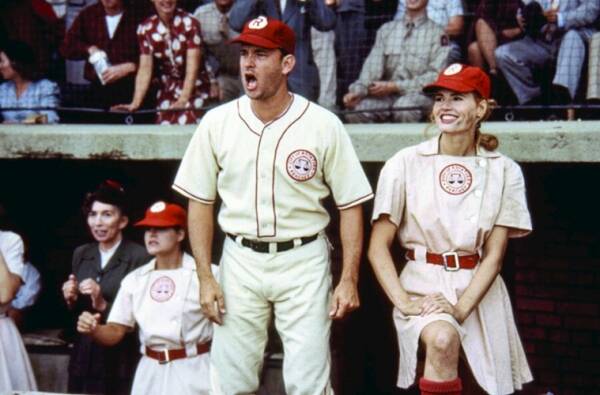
[89,50,111,85]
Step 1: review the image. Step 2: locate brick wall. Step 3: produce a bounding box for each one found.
[510,163,600,395]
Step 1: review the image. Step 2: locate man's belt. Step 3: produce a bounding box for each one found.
[227,233,319,253]
[145,341,211,364]
[405,250,479,271]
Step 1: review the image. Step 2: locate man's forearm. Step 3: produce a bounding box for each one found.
[338,205,364,283]
[188,200,215,280]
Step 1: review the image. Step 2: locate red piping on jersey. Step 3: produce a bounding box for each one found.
[268,101,311,238]
[172,184,215,204]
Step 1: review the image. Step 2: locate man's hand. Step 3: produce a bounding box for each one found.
[199,276,226,325]
[87,45,101,56]
[329,279,360,320]
[77,311,101,334]
[368,81,398,97]
[62,274,79,306]
[101,63,134,84]
[79,278,107,312]
[343,92,363,109]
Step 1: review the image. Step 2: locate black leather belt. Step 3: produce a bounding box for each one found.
[227,233,319,253]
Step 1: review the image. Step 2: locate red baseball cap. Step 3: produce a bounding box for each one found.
[423,63,491,99]
[230,15,295,55]
[135,201,186,228]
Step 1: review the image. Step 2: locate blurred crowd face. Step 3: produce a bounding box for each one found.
[432,89,484,135]
[144,227,183,256]
[151,0,177,16]
[100,0,123,14]
[0,52,17,81]
[405,0,428,13]
[215,0,234,9]
[87,201,127,247]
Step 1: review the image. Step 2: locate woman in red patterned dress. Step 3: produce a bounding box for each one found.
[113,0,211,124]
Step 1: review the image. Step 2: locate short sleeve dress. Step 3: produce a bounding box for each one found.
[137,8,211,125]
[371,136,533,395]
[0,231,37,392]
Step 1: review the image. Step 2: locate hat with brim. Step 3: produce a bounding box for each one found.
[423,63,491,99]
[134,201,186,228]
[229,15,295,55]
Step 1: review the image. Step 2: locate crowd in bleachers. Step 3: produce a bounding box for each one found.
[1,0,599,124]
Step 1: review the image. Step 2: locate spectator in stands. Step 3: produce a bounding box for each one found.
[0,208,37,392]
[587,31,600,100]
[0,40,60,124]
[394,0,464,63]
[62,180,149,395]
[61,0,142,110]
[193,0,243,103]
[0,0,61,79]
[343,0,449,123]
[467,0,523,77]
[312,26,337,110]
[112,0,212,125]
[229,0,336,102]
[495,0,599,106]
[335,0,370,107]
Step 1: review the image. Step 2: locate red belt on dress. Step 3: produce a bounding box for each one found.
[405,250,479,271]
[145,341,211,364]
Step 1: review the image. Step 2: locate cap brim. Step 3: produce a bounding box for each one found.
[134,218,180,228]
[229,34,280,50]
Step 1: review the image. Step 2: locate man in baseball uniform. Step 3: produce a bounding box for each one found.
[173,16,373,395]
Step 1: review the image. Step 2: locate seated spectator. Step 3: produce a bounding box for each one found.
[0,40,60,124]
[343,0,449,123]
[193,0,243,103]
[112,0,212,125]
[495,0,599,106]
[0,211,37,392]
[467,0,524,76]
[77,201,217,395]
[228,0,336,102]
[395,0,464,63]
[8,261,41,330]
[61,0,142,110]
[587,31,600,100]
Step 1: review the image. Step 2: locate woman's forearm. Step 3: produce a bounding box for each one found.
[91,323,129,346]
[180,48,200,103]
[131,55,153,108]
[454,226,509,322]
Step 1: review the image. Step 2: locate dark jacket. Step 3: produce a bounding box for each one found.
[68,239,149,395]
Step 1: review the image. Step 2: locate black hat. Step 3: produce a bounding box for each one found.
[82,179,128,216]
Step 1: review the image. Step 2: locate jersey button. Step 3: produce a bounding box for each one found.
[478,159,487,167]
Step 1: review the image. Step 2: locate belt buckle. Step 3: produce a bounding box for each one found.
[442,252,460,272]
[159,349,171,365]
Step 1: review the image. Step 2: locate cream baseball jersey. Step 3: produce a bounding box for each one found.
[174,94,373,241]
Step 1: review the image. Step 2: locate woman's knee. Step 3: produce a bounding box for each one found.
[422,323,460,356]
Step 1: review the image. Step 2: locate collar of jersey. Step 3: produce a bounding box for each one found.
[417,135,500,158]
[139,252,196,275]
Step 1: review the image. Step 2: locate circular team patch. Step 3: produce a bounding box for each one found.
[150,276,176,302]
[443,63,462,76]
[248,16,268,29]
[286,149,317,182]
[439,164,473,195]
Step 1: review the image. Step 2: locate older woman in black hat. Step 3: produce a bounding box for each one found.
[0,40,59,124]
[61,180,149,395]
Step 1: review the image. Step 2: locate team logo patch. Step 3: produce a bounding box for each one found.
[439,164,472,195]
[286,149,317,182]
[248,16,268,30]
[150,276,176,302]
[150,201,166,213]
[443,63,462,76]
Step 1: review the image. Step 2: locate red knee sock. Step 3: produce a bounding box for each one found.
[419,377,462,395]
